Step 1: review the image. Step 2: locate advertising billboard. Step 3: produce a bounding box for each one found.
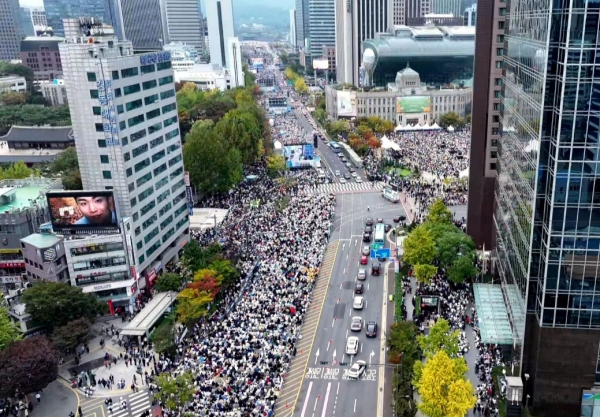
[47,191,119,234]
[396,96,431,114]
[337,91,357,117]
[312,59,329,70]
[283,145,321,169]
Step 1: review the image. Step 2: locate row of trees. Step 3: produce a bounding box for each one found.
[0,104,71,134]
[438,112,471,129]
[179,84,267,194]
[0,281,106,398]
[403,200,477,284]
[284,68,308,94]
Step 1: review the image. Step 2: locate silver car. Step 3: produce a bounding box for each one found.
[348,360,367,379]
[357,268,366,281]
[361,245,370,256]
[351,316,362,331]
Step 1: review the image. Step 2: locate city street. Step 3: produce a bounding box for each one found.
[287,191,407,417]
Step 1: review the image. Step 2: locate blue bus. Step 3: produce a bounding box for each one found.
[330,142,341,153]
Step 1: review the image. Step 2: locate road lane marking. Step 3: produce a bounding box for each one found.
[301,381,314,417]
[332,319,335,328]
[354,399,357,413]
[314,397,318,412]
[336,382,340,395]
[321,383,332,417]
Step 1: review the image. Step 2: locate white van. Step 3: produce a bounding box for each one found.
[382,187,400,203]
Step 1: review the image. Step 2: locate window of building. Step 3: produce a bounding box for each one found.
[148,123,162,134]
[157,61,172,71]
[163,116,177,128]
[491,151,498,159]
[169,154,182,167]
[140,200,156,216]
[152,150,166,163]
[141,64,155,74]
[128,182,135,192]
[130,129,147,142]
[119,121,127,130]
[492,128,499,135]
[150,136,164,149]
[165,128,179,141]
[90,89,99,99]
[112,70,120,79]
[128,114,145,128]
[131,197,137,207]
[497,35,504,43]
[137,172,153,188]
[87,72,97,82]
[162,103,176,114]
[144,94,159,105]
[495,78,502,86]
[146,109,160,120]
[98,139,107,148]
[494,91,502,98]
[134,158,150,173]
[123,83,141,95]
[138,186,154,202]
[92,106,101,115]
[498,21,505,29]
[132,143,148,158]
[126,99,143,112]
[143,80,157,90]
[102,171,112,179]
[126,167,133,177]
[138,254,144,264]
[158,75,173,86]
[160,89,175,100]
[100,155,109,163]
[117,104,124,114]
[154,163,167,177]
[122,137,129,146]
[114,88,122,97]
[490,163,497,171]
[121,67,139,78]
[95,123,104,132]
[497,48,505,56]
[491,139,498,147]
[499,7,506,15]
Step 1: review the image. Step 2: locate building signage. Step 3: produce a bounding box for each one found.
[147,269,157,284]
[81,278,134,293]
[125,234,136,280]
[93,283,112,291]
[130,265,137,280]
[186,186,194,216]
[1,276,23,283]
[0,249,20,254]
[41,246,58,263]
[0,262,25,269]
[184,171,191,187]
[139,51,171,66]
[96,79,120,146]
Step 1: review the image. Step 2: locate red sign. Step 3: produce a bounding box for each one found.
[130,266,137,280]
[0,262,25,269]
[147,269,157,283]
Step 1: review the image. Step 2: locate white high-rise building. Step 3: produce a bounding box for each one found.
[164,0,206,55]
[206,0,234,68]
[226,37,244,88]
[59,19,189,285]
[289,9,297,47]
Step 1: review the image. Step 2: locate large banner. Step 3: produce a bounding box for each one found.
[396,96,431,114]
[337,91,357,117]
[47,191,120,234]
[283,145,321,169]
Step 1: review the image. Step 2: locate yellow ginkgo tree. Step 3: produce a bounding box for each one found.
[414,350,476,417]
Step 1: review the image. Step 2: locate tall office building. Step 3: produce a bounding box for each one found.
[290,9,297,47]
[465,0,503,249]
[0,0,22,61]
[20,8,36,38]
[164,0,206,55]
[295,0,309,50]
[227,37,244,88]
[489,0,600,414]
[59,19,189,286]
[463,3,476,26]
[120,0,166,51]
[430,0,461,16]
[205,0,234,68]
[44,0,118,38]
[395,0,430,25]
[308,0,335,62]
[336,0,391,85]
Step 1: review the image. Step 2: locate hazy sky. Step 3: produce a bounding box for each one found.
[19,0,295,10]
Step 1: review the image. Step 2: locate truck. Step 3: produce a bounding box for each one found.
[382,187,400,203]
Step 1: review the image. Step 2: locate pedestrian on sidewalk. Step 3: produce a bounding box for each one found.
[35,392,41,403]
[78,406,82,416]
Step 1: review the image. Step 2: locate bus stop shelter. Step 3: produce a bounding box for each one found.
[120,291,177,343]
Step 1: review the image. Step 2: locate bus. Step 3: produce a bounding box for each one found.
[330,142,341,153]
[374,223,385,247]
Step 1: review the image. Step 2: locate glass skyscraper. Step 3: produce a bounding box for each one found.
[495,0,600,412]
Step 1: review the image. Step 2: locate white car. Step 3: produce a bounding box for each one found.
[357,269,366,281]
[351,172,358,177]
[345,336,359,355]
[351,316,362,331]
[339,178,347,184]
[335,170,340,176]
[353,296,364,310]
[355,177,363,183]
[348,360,367,379]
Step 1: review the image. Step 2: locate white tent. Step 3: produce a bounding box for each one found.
[431,123,441,130]
[459,168,469,178]
[447,126,455,132]
[394,125,405,132]
[381,135,401,151]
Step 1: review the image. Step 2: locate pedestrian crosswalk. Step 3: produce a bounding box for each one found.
[107,391,152,417]
[315,181,385,195]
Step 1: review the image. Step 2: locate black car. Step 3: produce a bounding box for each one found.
[384,224,392,232]
[362,232,372,242]
[364,226,373,234]
[371,262,381,275]
[393,216,401,223]
[365,321,378,338]
[365,217,374,226]
[354,283,364,294]
[399,215,407,222]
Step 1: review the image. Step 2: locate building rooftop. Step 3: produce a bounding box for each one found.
[0,185,47,213]
[21,232,62,248]
[1,126,74,144]
[20,36,65,52]
[364,26,475,60]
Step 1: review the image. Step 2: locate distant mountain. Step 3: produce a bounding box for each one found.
[233,1,292,33]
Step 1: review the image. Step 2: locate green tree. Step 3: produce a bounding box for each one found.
[155,371,196,410]
[413,264,438,284]
[154,272,184,292]
[0,92,26,106]
[448,254,478,284]
[294,77,308,94]
[328,119,350,137]
[150,316,176,356]
[414,351,476,417]
[51,317,91,353]
[47,147,82,190]
[181,241,223,273]
[403,224,436,266]
[266,154,286,176]
[0,336,60,398]
[438,112,464,129]
[183,120,243,194]
[208,259,239,290]
[425,199,453,226]
[0,161,33,180]
[215,110,264,165]
[417,318,460,358]
[387,321,420,367]
[314,108,327,124]
[434,228,475,269]
[0,307,22,350]
[21,282,104,330]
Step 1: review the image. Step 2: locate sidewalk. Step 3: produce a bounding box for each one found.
[59,315,154,398]
[400,192,420,223]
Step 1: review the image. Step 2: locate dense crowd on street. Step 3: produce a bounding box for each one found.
[151,67,338,416]
[272,114,308,145]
